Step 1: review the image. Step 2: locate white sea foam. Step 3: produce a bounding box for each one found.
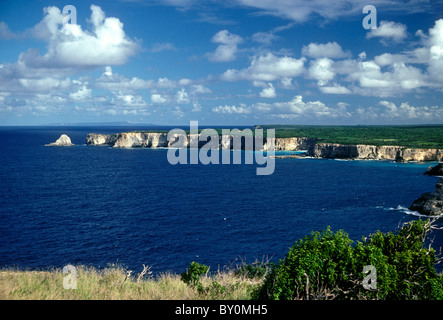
[386,205,443,218]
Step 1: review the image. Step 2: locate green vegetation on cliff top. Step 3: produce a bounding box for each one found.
[259,125,443,149]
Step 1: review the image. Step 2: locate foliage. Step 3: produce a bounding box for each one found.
[259,125,443,149]
[180,261,209,291]
[255,219,443,300]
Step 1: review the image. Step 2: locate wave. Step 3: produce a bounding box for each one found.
[385,205,443,218]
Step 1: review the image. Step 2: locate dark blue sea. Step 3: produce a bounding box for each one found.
[0,126,442,274]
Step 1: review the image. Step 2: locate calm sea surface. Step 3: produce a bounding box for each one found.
[0,126,441,274]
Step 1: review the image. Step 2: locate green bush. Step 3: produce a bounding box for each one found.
[255,219,443,300]
[180,261,209,291]
[180,262,237,298]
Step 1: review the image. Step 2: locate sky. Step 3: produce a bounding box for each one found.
[0,0,442,126]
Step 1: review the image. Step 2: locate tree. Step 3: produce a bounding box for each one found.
[255,219,443,300]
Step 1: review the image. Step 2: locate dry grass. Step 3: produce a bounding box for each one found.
[0,265,263,300]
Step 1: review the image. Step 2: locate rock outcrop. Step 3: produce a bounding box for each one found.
[46,134,74,146]
[86,133,117,146]
[425,163,443,176]
[307,143,443,162]
[112,132,169,148]
[271,137,318,151]
[86,131,443,162]
[86,133,316,150]
[409,178,443,216]
[401,149,443,162]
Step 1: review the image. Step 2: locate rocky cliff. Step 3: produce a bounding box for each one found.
[425,163,443,176]
[87,132,316,150]
[112,132,169,148]
[86,133,117,146]
[401,148,443,162]
[86,132,443,162]
[46,134,74,146]
[307,143,443,162]
[86,132,172,148]
[270,137,318,151]
[409,177,443,216]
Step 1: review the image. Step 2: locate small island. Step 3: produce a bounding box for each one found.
[46,134,74,147]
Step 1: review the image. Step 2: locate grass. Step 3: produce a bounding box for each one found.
[258,125,443,149]
[0,264,262,300]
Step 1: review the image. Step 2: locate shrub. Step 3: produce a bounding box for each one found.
[180,261,209,291]
[255,219,443,300]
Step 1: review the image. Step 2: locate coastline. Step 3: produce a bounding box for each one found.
[85,131,443,163]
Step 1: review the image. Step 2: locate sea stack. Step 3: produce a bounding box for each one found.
[46,134,74,146]
[409,177,443,216]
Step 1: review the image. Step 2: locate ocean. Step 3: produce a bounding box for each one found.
[0,126,441,274]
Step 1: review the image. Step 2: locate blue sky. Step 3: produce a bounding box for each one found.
[0,0,442,126]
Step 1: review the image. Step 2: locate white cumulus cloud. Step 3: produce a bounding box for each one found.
[259,83,276,98]
[222,53,305,81]
[379,100,442,120]
[308,58,335,85]
[427,19,443,83]
[176,88,190,104]
[20,5,139,69]
[151,94,167,104]
[69,84,92,101]
[302,42,351,59]
[207,30,243,62]
[212,104,251,114]
[366,21,407,43]
[319,84,351,94]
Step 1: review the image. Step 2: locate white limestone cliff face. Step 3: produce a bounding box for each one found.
[46,134,74,146]
[86,132,442,162]
[220,134,231,150]
[86,132,172,148]
[111,132,169,148]
[308,143,389,160]
[86,133,116,146]
[308,143,443,162]
[270,137,317,151]
[401,148,443,162]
